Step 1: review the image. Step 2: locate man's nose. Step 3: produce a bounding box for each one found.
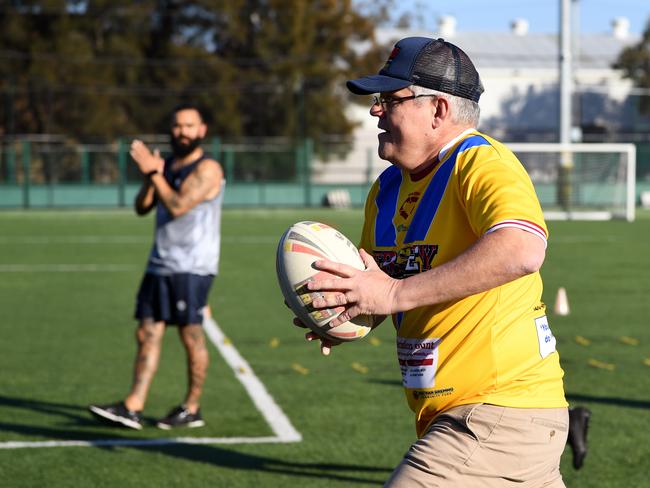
[370,104,384,117]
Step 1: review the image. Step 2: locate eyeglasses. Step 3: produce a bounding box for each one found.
[371,94,436,111]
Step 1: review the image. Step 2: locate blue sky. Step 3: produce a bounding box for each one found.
[383,0,649,35]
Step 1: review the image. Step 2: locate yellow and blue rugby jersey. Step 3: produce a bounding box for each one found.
[359,130,567,437]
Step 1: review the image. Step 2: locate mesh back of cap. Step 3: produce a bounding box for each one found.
[412,40,483,102]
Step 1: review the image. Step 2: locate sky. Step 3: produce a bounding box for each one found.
[383,0,649,36]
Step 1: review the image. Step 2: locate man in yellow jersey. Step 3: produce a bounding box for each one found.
[301,37,569,486]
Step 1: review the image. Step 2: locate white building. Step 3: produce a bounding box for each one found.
[313,16,643,183]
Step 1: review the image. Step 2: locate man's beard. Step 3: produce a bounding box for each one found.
[170,135,203,158]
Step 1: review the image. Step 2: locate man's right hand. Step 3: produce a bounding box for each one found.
[292,317,341,356]
[130,140,164,176]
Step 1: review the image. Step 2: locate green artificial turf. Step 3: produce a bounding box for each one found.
[0,208,648,487]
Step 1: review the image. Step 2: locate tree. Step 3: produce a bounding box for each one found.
[0,1,239,139]
[0,0,385,141]
[204,0,383,139]
[614,18,650,115]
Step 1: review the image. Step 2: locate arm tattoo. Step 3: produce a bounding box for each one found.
[161,162,217,215]
[169,193,182,210]
[183,170,208,203]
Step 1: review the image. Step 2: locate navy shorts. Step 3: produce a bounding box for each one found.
[134,272,214,326]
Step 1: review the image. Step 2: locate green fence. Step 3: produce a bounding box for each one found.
[1,137,649,209]
[0,136,375,209]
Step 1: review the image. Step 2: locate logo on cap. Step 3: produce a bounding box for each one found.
[383,47,400,71]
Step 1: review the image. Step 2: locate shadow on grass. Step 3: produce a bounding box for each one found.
[367,379,401,387]
[0,395,99,429]
[150,443,391,485]
[0,394,158,431]
[0,395,391,485]
[566,393,650,410]
[367,384,650,411]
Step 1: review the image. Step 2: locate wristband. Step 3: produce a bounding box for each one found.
[146,170,160,179]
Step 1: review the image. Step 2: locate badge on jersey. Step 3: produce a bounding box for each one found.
[534,315,557,359]
[396,337,440,388]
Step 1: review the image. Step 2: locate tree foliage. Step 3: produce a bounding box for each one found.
[0,0,386,141]
[614,18,650,115]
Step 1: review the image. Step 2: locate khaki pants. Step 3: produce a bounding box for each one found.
[385,404,568,487]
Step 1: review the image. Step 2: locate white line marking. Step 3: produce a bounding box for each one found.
[0,317,301,449]
[0,236,278,245]
[551,236,620,244]
[0,436,291,449]
[202,316,302,443]
[0,264,137,273]
[0,236,149,244]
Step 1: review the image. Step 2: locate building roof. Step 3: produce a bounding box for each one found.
[375,27,640,71]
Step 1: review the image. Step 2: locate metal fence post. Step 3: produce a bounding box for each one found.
[21,140,30,208]
[211,137,221,161]
[81,146,90,184]
[224,149,234,183]
[294,143,304,205]
[6,143,16,183]
[117,138,127,207]
[304,138,313,207]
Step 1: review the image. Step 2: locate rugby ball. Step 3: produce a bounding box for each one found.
[276,221,373,342]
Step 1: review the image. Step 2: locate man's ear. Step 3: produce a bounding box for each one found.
[431,97,449,128]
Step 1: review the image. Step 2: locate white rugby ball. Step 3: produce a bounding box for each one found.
[276,221,373,342]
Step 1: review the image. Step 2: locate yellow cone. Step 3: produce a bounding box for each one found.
[554,287,570,316]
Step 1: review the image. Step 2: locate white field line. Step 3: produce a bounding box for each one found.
[202,316,302,443]
[0,436,288,449]
[0,317,301,449]
[550,235,620,244]
[0,235,280,273]
[0,236,149,244]
[0,235,279,273]
[0,235,278,245]
[0,264,137,273]
[0,234,622,246]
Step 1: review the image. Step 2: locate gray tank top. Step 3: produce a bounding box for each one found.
[146,155,224,276]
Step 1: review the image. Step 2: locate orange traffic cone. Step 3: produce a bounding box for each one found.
[554,287,570,316]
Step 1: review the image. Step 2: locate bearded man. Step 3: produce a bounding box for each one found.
[90,103,224,430]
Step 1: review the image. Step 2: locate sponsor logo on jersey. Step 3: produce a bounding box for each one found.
[373,244,439,278]
[399,191,421,219]
[412,387,454,400]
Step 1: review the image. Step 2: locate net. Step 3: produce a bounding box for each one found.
[508,143,636,221]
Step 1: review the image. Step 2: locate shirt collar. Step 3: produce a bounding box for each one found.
[438,128,477,161]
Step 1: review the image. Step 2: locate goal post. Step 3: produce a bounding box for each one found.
[507,143,637,222]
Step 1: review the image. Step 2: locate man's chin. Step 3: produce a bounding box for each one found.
[377,141,393,162]
[173,148,194,158]
[171,137,203,158]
